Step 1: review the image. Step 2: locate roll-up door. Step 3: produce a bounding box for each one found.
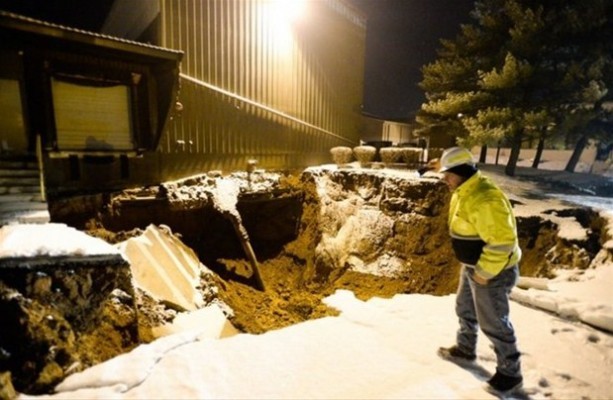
[51,77,134,151]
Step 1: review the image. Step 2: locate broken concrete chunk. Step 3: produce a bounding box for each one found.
[151,304,239,340]
[118,224,205,312]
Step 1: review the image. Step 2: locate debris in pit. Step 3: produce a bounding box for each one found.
[116,223,237,340]
[118,224,205,312]
[151,304,239,339]
[154,171,285,291]
[209,177,266,291]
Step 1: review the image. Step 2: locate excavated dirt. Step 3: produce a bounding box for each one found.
[2,166,610,396]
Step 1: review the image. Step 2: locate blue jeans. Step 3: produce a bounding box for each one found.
[455,264,522,378]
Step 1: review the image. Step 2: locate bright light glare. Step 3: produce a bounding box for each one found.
[266,0,307,55]
[270,0,307,23]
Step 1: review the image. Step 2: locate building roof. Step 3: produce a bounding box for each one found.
[0,10,183,61]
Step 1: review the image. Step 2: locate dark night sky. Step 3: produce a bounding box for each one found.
[0,0,476,122]
[0,0,114,31]
[351,0,475,120]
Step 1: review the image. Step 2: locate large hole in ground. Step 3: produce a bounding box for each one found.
[77,168,608,333]
[5,167,609,394]
[87,169,459,332]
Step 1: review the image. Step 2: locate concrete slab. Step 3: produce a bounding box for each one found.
[119,224,204,311]
[152,304,239,340]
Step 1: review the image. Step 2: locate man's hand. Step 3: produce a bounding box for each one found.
[473,273,489,286]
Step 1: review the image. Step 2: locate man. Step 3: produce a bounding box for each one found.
[436,147,523,394]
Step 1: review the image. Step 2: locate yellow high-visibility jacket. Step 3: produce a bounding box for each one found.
[448,171,521,279]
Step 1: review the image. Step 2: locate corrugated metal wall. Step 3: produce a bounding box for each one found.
[158,0,365,178]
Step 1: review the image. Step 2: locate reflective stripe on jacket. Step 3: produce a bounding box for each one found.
[448,171,521,279]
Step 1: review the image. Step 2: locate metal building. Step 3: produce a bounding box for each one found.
[0,0,366,207]
[154,0,366,179]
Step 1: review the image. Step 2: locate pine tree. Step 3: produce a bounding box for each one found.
[419,0,613,176]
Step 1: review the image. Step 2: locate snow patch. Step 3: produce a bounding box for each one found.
[0,223,120,258]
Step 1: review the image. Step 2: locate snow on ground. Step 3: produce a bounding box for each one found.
[0,223,120,258]
[550,193,613,214]
[20,276,613,400]
[6,164,613,400]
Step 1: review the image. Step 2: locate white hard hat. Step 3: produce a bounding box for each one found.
[439,147,475,172]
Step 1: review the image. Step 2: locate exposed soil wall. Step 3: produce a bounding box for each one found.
[296,168,459,297]
[0,256,137,394]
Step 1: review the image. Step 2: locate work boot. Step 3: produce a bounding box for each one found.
[486,371,523,394]
[437,345,476,362]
